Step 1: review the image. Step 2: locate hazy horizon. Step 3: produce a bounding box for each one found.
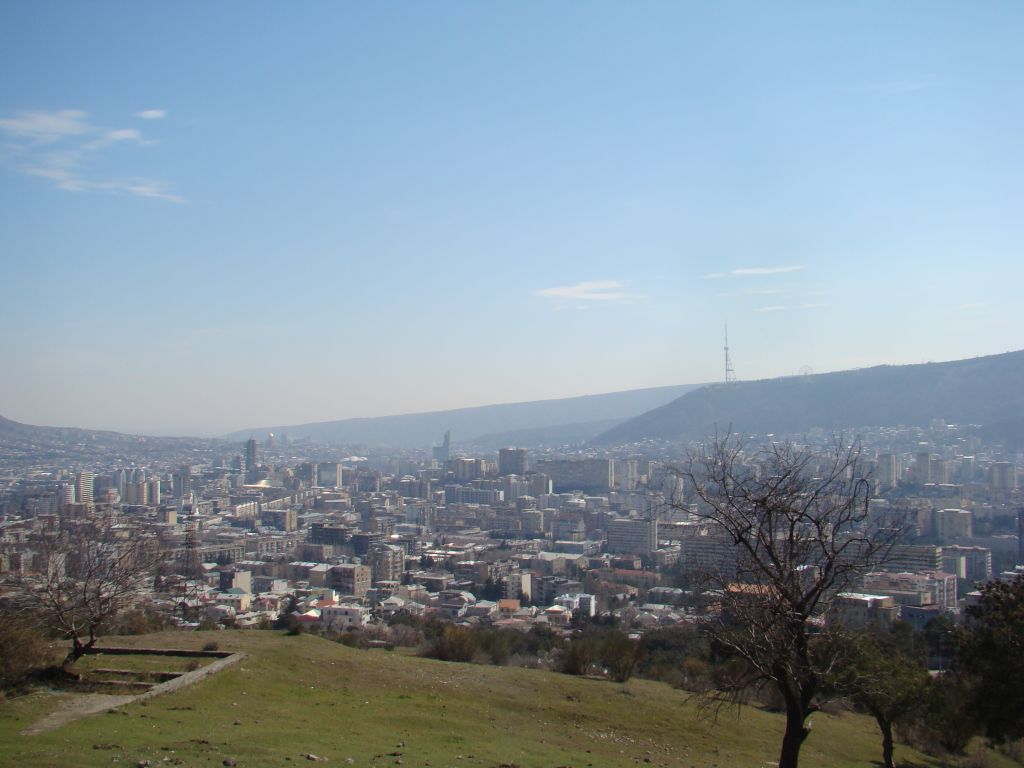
[2,3,1022,435]
[4,348,1018,439]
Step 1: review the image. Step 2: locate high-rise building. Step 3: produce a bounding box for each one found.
[124,481,148,505]
[528,472,552,496]
[934,508,973,542]
[930,458,950,485]
[910,452,932,484]
[991,462,1017,490]
[607,516,658,556]
[453,457,484,482]
[432,431,451,463]
[887,544,943,573]
[502,475,531,503]
[316,462,343,488]
[876,454,899,488]
[498,448,529,477]
[75,472,95,506]
[616,459,639,491]
[173,467,192,499]
[112,469,127,497]
[1018,508,1024,567]
[244,438,258,483]
[941,545,992,582]
[537,458,614,493]
[328,563,371,597]
[369,543,405,584]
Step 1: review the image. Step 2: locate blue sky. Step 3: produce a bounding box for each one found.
[1,2,1021,436]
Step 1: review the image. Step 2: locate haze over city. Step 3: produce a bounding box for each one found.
[2,2,1022,436]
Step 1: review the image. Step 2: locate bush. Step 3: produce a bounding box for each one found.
[561,636,600,676]
[389,623,424,648]
[637,626,711,687]
[602,631,643,683]
[0,617,57,689]
[202,641,219,652]
[561,630,641,682]
[912,672,979,755]
[421,625,477,662]
[995,739,1024,764]
[108,605,171,636]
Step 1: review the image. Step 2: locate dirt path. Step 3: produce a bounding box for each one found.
[20,652,246,736]
[20,693,135,735]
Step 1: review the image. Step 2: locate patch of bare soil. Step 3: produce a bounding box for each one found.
[20,693,135,735]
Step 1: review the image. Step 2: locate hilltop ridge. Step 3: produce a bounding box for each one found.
[225,383,703,447]
[596,349,1024,444]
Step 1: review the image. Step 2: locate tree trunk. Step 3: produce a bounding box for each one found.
[875,712,895,768]
[62,635,92,667]
[778,690,811,768]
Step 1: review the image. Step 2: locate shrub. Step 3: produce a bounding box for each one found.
[421,625,477,662]
[912,672,979,755]
[109,605,171,636]
[389,623,424,648]
[0,617,57,689]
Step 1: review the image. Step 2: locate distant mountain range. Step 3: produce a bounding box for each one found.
[594,349,1024,445]
[0,415,217,467]
[0,415,154,446]
[7,349,1023,456]
[225,384,703,448]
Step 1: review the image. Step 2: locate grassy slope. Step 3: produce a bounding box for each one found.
[0,631,1008,768]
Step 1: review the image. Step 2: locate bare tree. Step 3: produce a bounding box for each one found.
[675,435,903,768]
[4,516,167,665]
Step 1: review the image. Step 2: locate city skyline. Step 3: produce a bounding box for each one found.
[2,3,1022,436]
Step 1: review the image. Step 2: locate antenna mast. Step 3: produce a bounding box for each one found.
[724,323,736,384]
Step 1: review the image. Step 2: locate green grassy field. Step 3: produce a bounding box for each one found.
[0,631,1011,768]
[73,652,217,676]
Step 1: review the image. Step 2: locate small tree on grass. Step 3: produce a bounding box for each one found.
[958,573,1024,744]
[820,627,929,768]
[4,517,166,665]
[675,435,904,768]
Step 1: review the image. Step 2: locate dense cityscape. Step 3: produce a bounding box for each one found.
[3,419,1021,640]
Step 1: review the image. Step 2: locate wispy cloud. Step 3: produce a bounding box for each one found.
[705,265,806,279]
[716,287,785,298]
[755,302,825,313]
[83,128,152,151]
[0,109,90,143]
[136,109,166,120]
[534,280,640,306]
[0,108,183,202]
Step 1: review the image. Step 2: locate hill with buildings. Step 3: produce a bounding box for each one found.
[226,383,703,448]
[0,416,222,469]
[0,415,135,445]
[595,349,1024,445]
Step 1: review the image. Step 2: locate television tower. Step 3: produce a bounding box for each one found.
[724,323,736,384]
